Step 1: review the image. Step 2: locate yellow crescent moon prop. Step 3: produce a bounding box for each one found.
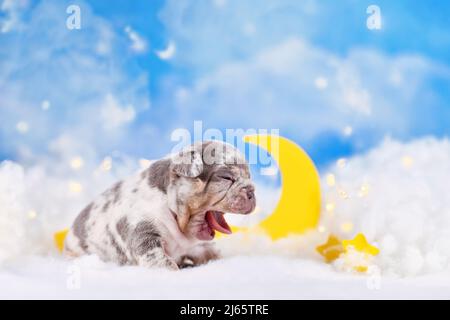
[230,134,321,240]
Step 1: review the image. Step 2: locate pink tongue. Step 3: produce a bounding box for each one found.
[206,211,232,234]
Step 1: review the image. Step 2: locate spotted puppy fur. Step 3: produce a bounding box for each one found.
[64,141,256,269]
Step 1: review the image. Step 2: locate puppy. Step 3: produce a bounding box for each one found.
[64,141,256,269]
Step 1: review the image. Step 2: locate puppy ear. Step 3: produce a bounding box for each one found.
[171,149,203,178]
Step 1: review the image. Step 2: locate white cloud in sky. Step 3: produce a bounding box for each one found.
[167,37,449,146]
[159,0,323,71]
[95,23,115,56]
[124,26,147,54]
[3,0,447,165]
[100,94,136,130]
[0,0,28,33]
[159,0,450,155]
[0,1,151,160]
[212,0,227,9]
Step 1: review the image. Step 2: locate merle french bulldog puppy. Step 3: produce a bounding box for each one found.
[64,141,256,269]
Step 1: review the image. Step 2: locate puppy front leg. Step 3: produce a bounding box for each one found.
[136,246,178,270]
[130,221,178,270]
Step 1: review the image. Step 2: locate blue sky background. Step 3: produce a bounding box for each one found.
[1,0,450,170]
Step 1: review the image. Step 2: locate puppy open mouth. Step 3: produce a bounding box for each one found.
[197,211,232,241]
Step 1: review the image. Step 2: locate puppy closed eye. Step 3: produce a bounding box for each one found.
[218,174,235,182]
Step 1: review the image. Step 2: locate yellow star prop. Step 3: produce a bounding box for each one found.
[354,266,369,273]
[342,233,379,256]
[316,234,345,263]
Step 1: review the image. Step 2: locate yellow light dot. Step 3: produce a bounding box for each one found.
[70,156,84,170]
[326,202,335,212]
[337,158,347,169]
[326,174,336,187]
[402,156,414,168]
[318,225,326,233]
[27,210,37,219]
[68,181,83,194]
[359,184,370,197]
[101,157,113,171]
[139,158,152,169]
[338,189,349,199]
[341,222,354,233]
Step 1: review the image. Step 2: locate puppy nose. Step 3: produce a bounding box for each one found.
[242,186,255,200]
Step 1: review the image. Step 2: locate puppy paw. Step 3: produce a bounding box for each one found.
[178,256,196,269]
[167,260,180,270]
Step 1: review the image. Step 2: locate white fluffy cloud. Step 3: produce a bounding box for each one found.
[0,0,28,33]
[0,0,151,160]
[321,137,450,276]
[124,26,147,54]
[167,37,449,146]
[220,137,450,277]
[159,0,321,70]
[159,0,450,158]
[1,137,450,278]
[100,94,136,130]
[0,155,140,265]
